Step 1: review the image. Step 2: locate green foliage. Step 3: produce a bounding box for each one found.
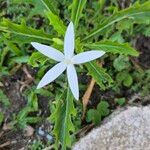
[85,41,139,56]
[132,69,150,96]
[115,98,126,106]
[28,52,48,67]
[16,91,41,128]
[97,101,110,116]
[40,0,58,14]
[86,109,101,125]
[0,0,150,149]
[83,1,150,40]
[86,61,113,90]
[28,140,45,150]
[0,19,52,44]
[86,101,110,125]
[116,71,133,87]
[0,112,4,125]
[71,0,87,28]
[143,26,150,37]
[45,11,66,36]
[50,88,77,150]
[113,55,130,71]
[0,89,10,108]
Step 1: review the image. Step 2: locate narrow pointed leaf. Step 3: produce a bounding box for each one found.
[50,88,77,149]
[0,19,52,44]
[84,40,139,56]
[71,0,87,28]
[83,1,150,41]
[45,11,66,36]
[40,0,57,14]
[86,61,113,90]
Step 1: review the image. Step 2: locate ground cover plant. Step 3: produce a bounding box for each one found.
[0,0,150,149]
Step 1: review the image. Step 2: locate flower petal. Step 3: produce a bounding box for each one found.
[31,42,65,61]
[64,22,75,59]
[67,64,79,100]
[37,62,67,89]
[72,51,105,64]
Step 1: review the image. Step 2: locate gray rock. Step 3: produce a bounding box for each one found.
[73,106,150,150]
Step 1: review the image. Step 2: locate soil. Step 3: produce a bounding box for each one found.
[135,36,150,69]
[0,67,50,149]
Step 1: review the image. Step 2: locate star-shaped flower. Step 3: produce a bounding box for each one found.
[31,22,105,100]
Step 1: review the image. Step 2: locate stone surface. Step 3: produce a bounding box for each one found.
[73,106,150,150]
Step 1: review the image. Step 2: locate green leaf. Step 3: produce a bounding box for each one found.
[45,11,66,36]
[123,74,133,87]
[25,117,42,124]
[0,112,4,125]
[143,26,150,37]
[71,0,87,28]
[40,0,57,14]
[0,89,10,108]
[17,107,33,122]
[109,32,124,43]
[86,61,113,90]
[50,88,77,150]
[28,52,48,67]
[3,39,23,56]
[35,88,52,97]
[0,48,9,67]
[116,71,133,87]
[0,19,52,44]
[86,109,101,125]
[115,98,126,106]
[113,55,130,71]
[83,1,150,40]
[11,56,29,64]
[85,40,139,56]
[27,92,38,111]
[97,101,109,117]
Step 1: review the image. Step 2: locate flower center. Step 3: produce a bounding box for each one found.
[64,59,73,65]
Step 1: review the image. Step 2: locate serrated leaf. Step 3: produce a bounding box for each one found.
[83,1,150,40]
[71,0,87,28]
[86,61,113,90]
[50,88,77,150]
[40,0,57,14]
[3,39,23,56]
[0,19,52,44]
[45,11,66,36]
[28,52,48,67]
[85,40,139,56]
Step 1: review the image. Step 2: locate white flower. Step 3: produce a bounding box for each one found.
[31,22,105,100]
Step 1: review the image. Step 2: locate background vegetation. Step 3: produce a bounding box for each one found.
[0,0,150,149]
